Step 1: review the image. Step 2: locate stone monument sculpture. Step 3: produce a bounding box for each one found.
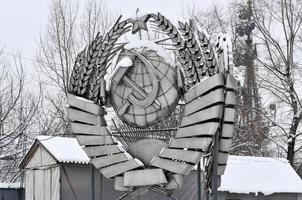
[66,13,236,199]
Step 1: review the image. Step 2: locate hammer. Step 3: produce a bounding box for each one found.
[111,56,161,116]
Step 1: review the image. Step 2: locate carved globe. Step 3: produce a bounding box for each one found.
[110,44,180,128]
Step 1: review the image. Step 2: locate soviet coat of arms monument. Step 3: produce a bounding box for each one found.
[66,13,236,200]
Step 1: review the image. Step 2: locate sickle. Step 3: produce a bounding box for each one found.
[126,52,159,108]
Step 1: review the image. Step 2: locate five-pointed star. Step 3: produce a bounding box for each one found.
[129,14,151,34]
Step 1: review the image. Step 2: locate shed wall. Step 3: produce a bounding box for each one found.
[60,166,201,200]
[61,164,102,200]
[26,146,56,168]
[99,171,201,200]
[25,166,60,200]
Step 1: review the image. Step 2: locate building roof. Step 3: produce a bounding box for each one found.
[219,155,302,195]
[20,136,90,168]
[36,136,90,164]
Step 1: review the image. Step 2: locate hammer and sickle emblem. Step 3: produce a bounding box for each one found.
[112,52,161,116]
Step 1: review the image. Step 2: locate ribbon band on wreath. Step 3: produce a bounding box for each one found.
[66,13,237,199]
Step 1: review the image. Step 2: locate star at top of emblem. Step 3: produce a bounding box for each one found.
[129,14,151,34]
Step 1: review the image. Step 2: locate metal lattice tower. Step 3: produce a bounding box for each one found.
[234,0,269,155]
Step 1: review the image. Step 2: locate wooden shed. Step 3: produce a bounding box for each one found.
[19,136,104,200]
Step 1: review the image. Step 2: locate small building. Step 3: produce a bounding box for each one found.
[20,136,302,200]
[19,136,109,200]
[19,136,201,200]
[0,182,24,200]
[219,155,302,200]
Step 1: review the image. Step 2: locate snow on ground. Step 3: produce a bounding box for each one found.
[219,155,302,195]
[36,136,90,164]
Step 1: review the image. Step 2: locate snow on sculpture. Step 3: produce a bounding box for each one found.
[66,13,237,199]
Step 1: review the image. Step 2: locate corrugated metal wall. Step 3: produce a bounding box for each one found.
[61,164,102,200]
[0,188,24,200]
[60,164,202,200]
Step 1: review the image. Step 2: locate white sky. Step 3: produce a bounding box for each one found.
[0,0,230,65]
[0,0,50,59]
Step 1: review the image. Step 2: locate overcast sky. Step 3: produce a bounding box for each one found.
[0,0,230,65]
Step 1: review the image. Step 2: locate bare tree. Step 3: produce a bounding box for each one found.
[37,0,78,94]
[0,53,41,182]
[80,0,113,44]
[251,0,302,166]
[36,0,113,134]
[38,0,113,93]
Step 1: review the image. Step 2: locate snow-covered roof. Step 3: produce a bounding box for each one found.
[219,155,302,195]
[0,182,22,189]
[36,136,90,164]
